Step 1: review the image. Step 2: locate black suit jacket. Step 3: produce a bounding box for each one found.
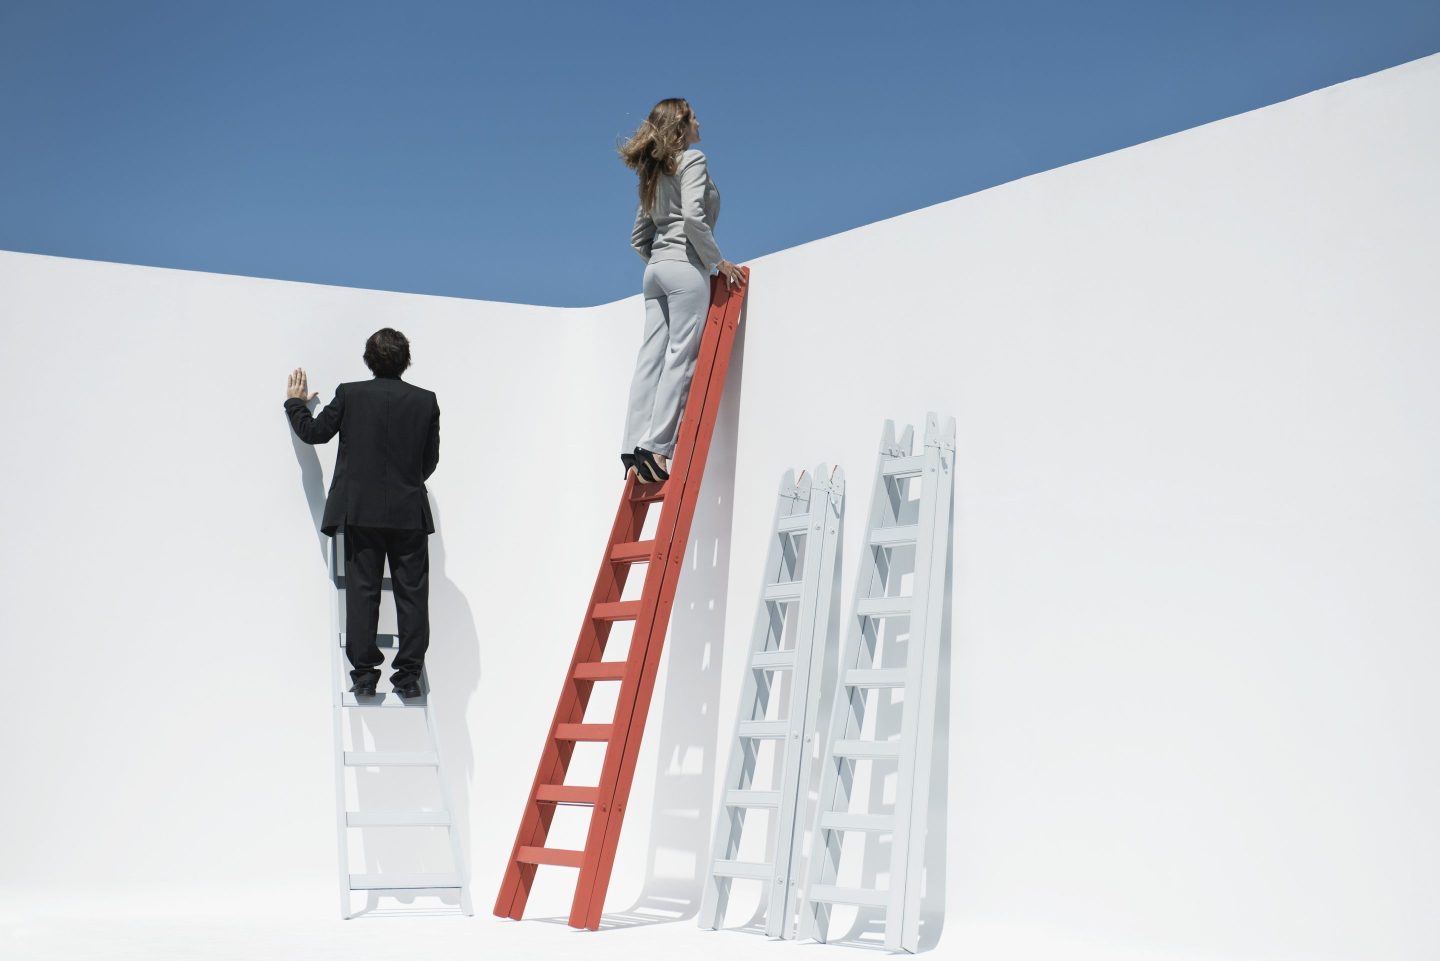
[284,376,440,536]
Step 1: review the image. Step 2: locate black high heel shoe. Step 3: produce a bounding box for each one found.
[633,446,669,483]
[621,452,637,479]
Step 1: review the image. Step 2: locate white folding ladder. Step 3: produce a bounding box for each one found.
[699,465,845,937]
[800,414,955,953]
[328,533,472,918]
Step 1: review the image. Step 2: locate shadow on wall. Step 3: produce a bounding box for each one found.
[290,418,481,914]
[611,320,748,927]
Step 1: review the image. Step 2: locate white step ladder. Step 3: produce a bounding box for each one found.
[328,534,472,918]
[699,465,845,937]
[800,414,955,953]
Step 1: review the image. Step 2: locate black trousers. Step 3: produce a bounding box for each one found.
[342,525,430,688]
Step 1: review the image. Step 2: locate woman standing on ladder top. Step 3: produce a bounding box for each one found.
[619,98,745,484]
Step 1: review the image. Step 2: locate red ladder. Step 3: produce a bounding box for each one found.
[494,268,750,930]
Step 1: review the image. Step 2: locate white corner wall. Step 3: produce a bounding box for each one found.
[2,54,1438,961]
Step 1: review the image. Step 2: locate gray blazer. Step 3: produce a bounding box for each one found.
[630,148,723,271]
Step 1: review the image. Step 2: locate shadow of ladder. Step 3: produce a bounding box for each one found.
[326,533,474,918]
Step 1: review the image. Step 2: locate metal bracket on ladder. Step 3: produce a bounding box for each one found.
[800,413,956,953]
[699,464,845,937]
[328,535,473,919]
[494,269,750,930]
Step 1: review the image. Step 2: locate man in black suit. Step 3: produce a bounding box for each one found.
[284,328,440,699]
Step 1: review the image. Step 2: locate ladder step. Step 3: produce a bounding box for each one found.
[856,595,911,618]
[630,484,667,503]
[343,751,438,767]
[807,883,888,907]
[610,540,655,564]
[870,524,919,547]
[592,600,642,621]
[535,784,599,805]
[881,455,925,478]
[844,668,906,689]
[342,692,425,708]
[573,661,628,681]
[724,789,780,808]
[819,812,895,833]
[346,810,451,827]
[349,873,462,891]
[517,846,585,868]
[555,723,613,741]
[711,860,772,880]
[833,739,902,759]
[762,581,803,603]
[738,720,789,739]
[749,649,795,670]
[339,632,398,649]
[776,512,811,533]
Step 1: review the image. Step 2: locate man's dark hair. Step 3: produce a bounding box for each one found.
[364,328,411,377]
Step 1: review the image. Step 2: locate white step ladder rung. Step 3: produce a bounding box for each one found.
[344,751,438,767]
[349,873,462,891]
[843,668,906,689]
[808,884,888,908]
[855,595,911,618]
[832,739,902,759]
[724,789,781,808]
[342,692,427,708]
[711,860,774,880]
[776,512,811,533]
[346,810,451,827]
[762,581,804,603]
[737,719,789,739]
[880,455,924,477]
[339,632,398,649]
[870,524,919,547]
[819,812,894,833]
[749,649,796,670]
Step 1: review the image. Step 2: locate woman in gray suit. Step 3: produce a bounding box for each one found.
[619,97,744,483]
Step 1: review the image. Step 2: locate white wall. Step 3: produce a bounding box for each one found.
[2,53,1438,961]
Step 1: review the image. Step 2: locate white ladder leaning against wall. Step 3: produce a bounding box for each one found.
[327,533,472,918]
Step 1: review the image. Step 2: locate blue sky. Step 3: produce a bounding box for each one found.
[1,1,1437,307]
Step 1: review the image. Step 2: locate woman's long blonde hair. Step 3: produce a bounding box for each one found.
[619,98,692,213]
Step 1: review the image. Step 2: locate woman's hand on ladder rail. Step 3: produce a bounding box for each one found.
[717,260,744,290]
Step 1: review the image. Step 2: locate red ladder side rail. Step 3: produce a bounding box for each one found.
[573,269,748,929]
[493,268,750,927]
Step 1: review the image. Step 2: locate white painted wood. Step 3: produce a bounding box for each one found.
[343,751,439,767]
[800,416,955,953]
[699,466,845,938]
[345,810,451,827]
[348,873,462,891]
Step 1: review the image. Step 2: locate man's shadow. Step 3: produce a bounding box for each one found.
[291,418,481,916]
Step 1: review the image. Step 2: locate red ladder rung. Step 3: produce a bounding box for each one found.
[518,846,585,868]
[535,785,599,805]
[573,662,628,682]
[591,600,642,621]
[555,723,612,742]
[609,540,655,564]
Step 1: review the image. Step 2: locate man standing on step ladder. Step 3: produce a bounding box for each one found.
[283,328,440,700]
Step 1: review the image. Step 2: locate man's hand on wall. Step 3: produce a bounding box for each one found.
[287,367,319,403]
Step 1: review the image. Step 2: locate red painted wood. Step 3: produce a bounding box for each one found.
[492,269,750,928]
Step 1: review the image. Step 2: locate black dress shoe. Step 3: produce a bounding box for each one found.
[353,682,378,697]
[633,447,669,483]
[621,451,637,479]
[393,680,423,699]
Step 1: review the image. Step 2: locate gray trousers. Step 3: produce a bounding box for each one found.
[623,259,711,458]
